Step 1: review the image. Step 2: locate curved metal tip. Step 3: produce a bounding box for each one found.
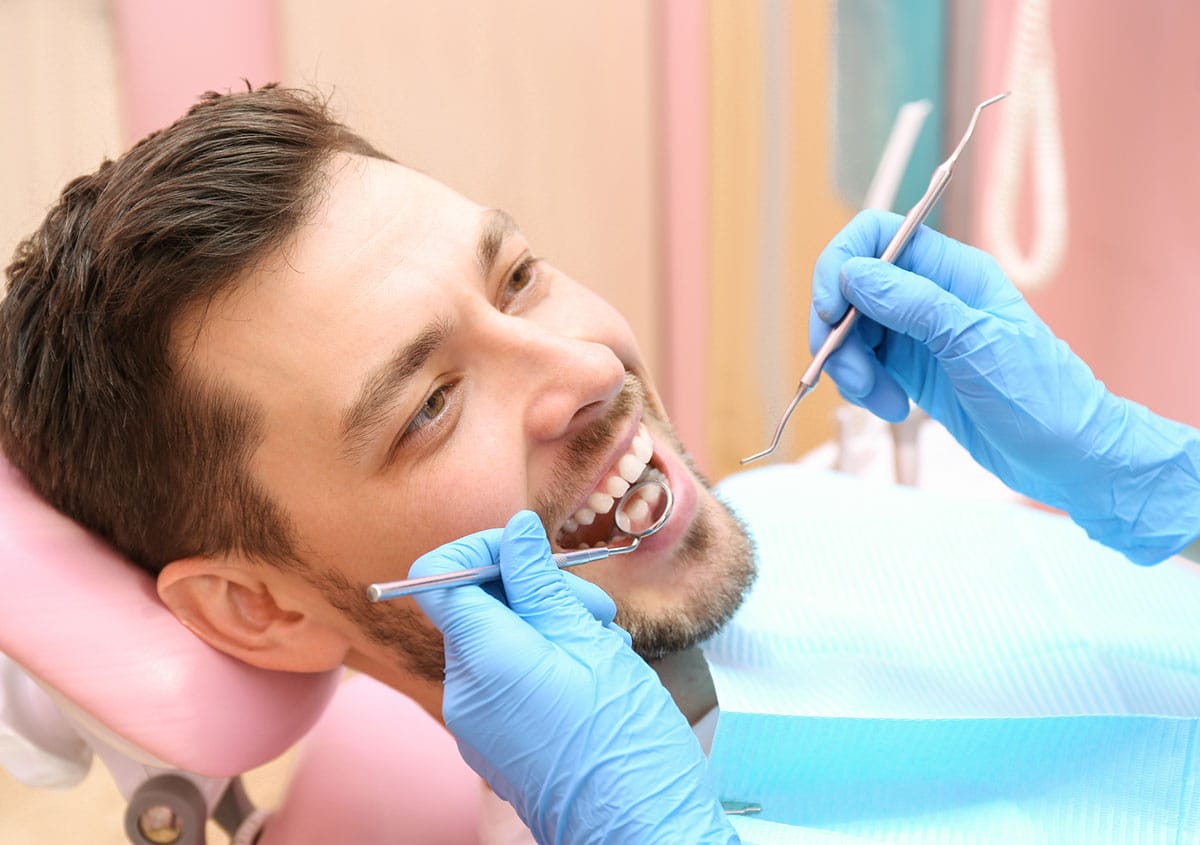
[948,91,1011,164]
[740,384,811,465]
[366,584,383,602]
[739,447,774,467]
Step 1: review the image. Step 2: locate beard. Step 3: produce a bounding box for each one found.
[611,421,757,661]
[312,373,758,682]
[306,565,448,684]
[617,494,756,661]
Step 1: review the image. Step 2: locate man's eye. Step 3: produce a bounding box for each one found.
[405,384,452,436]
[500,257,540,309]
[509,261,534,292]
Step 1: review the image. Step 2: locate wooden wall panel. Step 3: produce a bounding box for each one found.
[278,0,661,381]
[706,1,853,479]
[0,0,122,274]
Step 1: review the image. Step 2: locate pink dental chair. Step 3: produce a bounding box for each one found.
[0,453,480,844]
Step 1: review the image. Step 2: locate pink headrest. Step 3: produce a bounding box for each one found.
[0,454,341,777]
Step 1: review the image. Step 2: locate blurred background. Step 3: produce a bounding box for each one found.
[3,0,1198,482]
[1,0,1198,837]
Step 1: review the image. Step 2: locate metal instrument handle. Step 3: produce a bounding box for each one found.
[367,544,629,601]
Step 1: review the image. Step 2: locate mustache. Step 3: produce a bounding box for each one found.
[532,372,642,535]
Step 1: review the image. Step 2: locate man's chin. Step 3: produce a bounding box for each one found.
[617,491,757,661]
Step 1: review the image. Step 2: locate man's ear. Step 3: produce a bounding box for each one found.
[157,556,349,673]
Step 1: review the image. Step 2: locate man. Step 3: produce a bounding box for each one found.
[0,85,754,835]
[10,84,1200,842]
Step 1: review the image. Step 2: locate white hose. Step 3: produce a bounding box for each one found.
[981,0,1068,291]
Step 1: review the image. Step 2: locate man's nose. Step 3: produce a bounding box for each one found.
[492,322,627,443]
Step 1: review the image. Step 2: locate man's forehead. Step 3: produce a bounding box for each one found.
[310,153,488,263]
[176,155,495,354]
[177,156,522,377]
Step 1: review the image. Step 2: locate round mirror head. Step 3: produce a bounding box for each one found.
[613,477,673,539]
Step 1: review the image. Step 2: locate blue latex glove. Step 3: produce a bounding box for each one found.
[411,511,738,845]
[811,210,1200,565]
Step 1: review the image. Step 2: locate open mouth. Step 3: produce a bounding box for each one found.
[554,421,668,551]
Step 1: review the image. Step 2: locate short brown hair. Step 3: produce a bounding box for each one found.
[0,85,392,574]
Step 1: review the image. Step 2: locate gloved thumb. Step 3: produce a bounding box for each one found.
[500,511,620,643]
[409,528,509,645]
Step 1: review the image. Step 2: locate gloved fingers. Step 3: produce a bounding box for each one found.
[812,210,906,325]
[547,568,631,647]
[405,524,612,626]
[500,511,622,645]
[808,283,886,357]
[809,305,910,422]
[808,306,875,393]
[608,622,634,648]
[409,528,543,654]
[561,570,619,627]
[847,360,911,422]
[820,347,911,422]
[898,224,1019,309]
[816,209,1019,315]
[839,257,985,354]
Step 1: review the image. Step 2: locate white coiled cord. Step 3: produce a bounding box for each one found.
[981,0,1069,291]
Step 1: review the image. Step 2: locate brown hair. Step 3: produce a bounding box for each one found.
[0,85,392,574]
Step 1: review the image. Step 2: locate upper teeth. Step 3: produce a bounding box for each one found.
[562,423,653,533]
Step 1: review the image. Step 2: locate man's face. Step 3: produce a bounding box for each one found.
[178,153,755,687]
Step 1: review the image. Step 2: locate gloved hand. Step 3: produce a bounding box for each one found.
[811,209,1200,565]
[411,511,738,845]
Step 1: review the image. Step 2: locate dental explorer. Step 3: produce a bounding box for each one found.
[741,91,1011,465]
[366,477,674,601]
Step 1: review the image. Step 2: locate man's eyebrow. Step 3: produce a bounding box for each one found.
[338,317,453,461]
[477,208,519,278]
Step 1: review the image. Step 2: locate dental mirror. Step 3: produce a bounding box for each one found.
[367,477,674,601]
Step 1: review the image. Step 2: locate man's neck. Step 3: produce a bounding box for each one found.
[348,650,445,723]
[357,645,719,729]
[649,646,717,725]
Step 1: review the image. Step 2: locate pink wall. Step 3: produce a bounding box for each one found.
[973,1,1200,428]
[111,0,278,142]
[657,0,710,471]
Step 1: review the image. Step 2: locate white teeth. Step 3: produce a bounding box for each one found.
[618,453,646,483]
[587,491,615,515]
[615,508,631,534]
[605,476,630,498]
[641,482,663,508]
[614,481,664,535]
[555,422,658,547]
[626,497,651,525]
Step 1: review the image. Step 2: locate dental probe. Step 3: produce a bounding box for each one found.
[741,91,1011,465]
[366,477,674,601]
